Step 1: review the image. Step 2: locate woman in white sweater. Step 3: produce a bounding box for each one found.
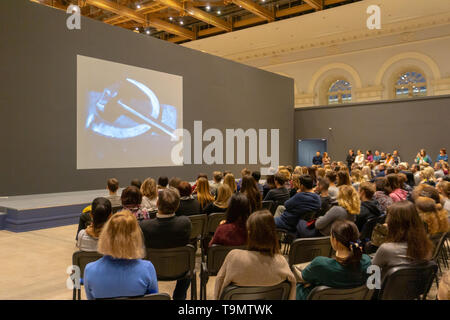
[354,149,365,167]
[214,210,296,300]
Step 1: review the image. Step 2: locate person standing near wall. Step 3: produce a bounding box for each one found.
[346,150,356,168]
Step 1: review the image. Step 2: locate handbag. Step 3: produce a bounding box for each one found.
[371,223,388,247]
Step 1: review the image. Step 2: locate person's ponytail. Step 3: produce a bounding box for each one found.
[331,220,363,267]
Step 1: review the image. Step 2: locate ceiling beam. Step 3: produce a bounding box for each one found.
[230,0,274,21]
[85,0,195,39]
[156,0,231,31]
[303,0,323,10]
[103,2,167,25]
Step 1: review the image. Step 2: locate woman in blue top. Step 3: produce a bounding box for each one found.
[296,220,371,300]
[84,211,158,299]
[436,148,448,163]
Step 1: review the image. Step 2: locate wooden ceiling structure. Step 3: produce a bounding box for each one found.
[31,0,361,43]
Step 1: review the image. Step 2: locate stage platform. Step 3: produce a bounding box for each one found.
[0,189,113,232]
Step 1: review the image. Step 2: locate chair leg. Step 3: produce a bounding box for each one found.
[73,288,76,300]
[77,288,81,300]
[191,272,197,300]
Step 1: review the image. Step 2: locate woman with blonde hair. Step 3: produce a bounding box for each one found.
[314,185,361,236]
[223,173,237,193]
[361,166,372,181]
[420,167,436,187]
[351,169,364,191]
[414,197,449,235]
[84,211,158,299]
[140,178,158,211]
[204,184,232,214]
[195,177,215,210]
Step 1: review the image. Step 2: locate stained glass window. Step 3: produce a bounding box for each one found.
[395,72,427,98]
[328,80,352,104]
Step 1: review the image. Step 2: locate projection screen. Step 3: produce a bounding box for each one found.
[77,55,183,170]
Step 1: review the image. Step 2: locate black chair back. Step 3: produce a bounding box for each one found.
[146,244,196,280]
[188,214,207,241]
[430,232,447,261]
[219,281,291,300]
[261,201,274,213]
[307,285,373,300]
[378,261,438,300]
[288,236,332,267]
[205,212,226,236]
[72,251,103,279]
[71,251,103,300]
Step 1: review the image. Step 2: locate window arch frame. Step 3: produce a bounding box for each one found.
[394,70,427,99]
[327,79,353,105]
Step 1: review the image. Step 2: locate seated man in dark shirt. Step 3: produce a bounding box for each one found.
[312,151,323,165]
[275,175,321,234]
[263,172,290,209]
[356,182,381,241]
[140,187,192,300]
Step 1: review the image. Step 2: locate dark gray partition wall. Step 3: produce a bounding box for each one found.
[294,95,450,165]
[0,0,294,196]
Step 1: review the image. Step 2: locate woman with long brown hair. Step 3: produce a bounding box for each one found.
[214,210,296,300]
[195,177,215,210]
[77,197,112,252]
[337,170,351,187]
[372,201,432,279]
[240,175,262,213]
[223,173,237,193]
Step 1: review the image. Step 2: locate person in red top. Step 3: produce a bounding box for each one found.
[209,193,250,247]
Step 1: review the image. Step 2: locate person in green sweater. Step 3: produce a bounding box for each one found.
[296,220,372,300]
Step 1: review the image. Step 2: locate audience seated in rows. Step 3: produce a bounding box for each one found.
[214,210,296,300]
[296,220,371,300]
[84,211,158,300]
[139,187,191,300]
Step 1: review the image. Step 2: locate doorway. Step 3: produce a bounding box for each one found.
[297,139,327,166]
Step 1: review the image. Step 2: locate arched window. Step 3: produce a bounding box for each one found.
[395,71,427,98]
[328,80,352,104]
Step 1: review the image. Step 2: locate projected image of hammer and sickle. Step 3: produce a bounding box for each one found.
[85,78,178,139]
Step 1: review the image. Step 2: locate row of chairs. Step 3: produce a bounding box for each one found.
[72,243,439,300]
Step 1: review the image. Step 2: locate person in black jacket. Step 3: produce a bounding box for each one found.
[356,182,381,240]
[140,187,192,300]
[263,172,290,209]
[312,151,323,165]
[175,181,202,216]
[346,149,356,168]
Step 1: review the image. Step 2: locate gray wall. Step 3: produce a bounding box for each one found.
[0,0,294,196]
[294,95,450,166]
